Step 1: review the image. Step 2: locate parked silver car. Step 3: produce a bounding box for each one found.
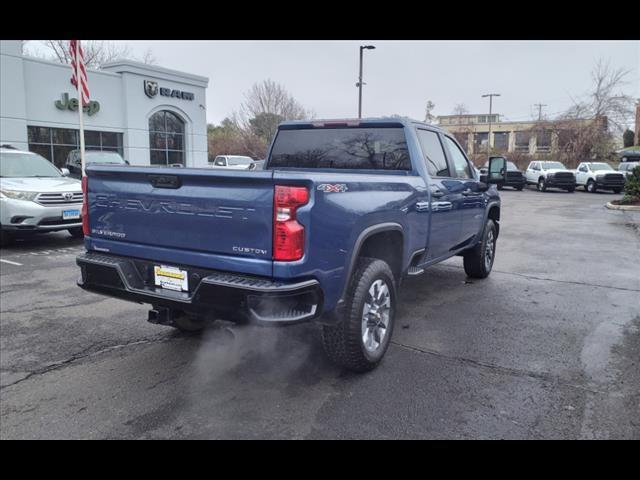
[1,147,83,246]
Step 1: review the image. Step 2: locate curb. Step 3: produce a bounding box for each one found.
[606,202,640,211]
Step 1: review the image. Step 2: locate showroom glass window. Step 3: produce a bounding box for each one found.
[149,111,185,166]
[27,126,123,168]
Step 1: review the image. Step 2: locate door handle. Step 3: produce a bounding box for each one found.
[462,188,481,196]
[415,201,430,212]
[431,201,452,212]
[430,188,445,198]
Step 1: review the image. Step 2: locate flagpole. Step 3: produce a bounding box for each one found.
[76,40,86,178]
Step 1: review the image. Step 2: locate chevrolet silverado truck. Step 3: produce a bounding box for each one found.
[76,118,505,372]
[575,162,625,193]
[525,160,576,192]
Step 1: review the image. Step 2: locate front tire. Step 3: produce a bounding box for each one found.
[0,230,12,248]
[68,227,84,239]
[321,258,396,373]
[567,186,575,193]
[516,185,524,191]
[463,219,497,279]
[613,188,622,194]
[537,178,547,192]
[587,180,597,193]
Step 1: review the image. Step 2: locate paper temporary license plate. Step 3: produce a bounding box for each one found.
[62,209,80,220]
[154,265,189,292]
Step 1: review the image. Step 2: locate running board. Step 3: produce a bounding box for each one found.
[407,266,425,276]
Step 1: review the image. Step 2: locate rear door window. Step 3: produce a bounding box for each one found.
[416,128,450,177]
[269,127,411,170]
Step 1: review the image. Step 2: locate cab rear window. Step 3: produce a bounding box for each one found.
[269,127,411,170]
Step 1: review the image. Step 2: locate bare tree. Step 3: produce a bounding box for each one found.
[24,40,156,69]
[452,103,469,117]
[230,79,312,157]
[424,100,436,124]
[560,59,635,133]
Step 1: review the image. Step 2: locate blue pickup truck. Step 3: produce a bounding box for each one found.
[76,118,505,372]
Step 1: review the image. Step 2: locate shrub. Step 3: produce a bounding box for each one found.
[622,164,640,201]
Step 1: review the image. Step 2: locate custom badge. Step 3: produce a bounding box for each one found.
[317,184,348,193]
[144,80,159,98]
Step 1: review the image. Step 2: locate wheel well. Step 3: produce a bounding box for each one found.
[358,230,403,281]
[488,206,500,236]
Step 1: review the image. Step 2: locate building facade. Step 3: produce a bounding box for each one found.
[1,40,209,168]
[438,113,600,157]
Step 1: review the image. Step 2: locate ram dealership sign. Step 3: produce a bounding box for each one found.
[144,80,194,101]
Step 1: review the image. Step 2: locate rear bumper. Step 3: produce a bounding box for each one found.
[76,251,323,324]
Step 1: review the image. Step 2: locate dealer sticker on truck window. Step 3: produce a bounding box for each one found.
[154,265,189,292]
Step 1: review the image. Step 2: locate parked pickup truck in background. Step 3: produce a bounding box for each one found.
[525,160,576,192]
[575,162,626,193]
[76,118,506,372]
[481,157,525,190]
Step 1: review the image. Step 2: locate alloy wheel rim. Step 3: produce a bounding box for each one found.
[361,279,391,353]
[485,229,495,270]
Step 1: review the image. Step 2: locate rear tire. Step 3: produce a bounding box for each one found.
[68,227,84,239]
[463,219,497,279]
[321,257,396,373]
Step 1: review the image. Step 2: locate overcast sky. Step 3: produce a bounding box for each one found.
[107,40,639,128]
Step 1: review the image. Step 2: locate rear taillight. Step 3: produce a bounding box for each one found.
[273,185,309,261]
[81,176,89,236]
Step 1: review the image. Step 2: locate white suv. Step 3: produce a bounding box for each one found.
[525,160,576,192]
[209,155,254,170]
[575,162,625,193]
[1,147,83,246]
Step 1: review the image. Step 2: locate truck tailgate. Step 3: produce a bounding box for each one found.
[85,166,274,276]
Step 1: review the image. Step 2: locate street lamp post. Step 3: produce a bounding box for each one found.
[482,93,501,162]
[357,45,375,119]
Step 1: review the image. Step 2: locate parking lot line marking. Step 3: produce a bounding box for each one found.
[0,258,23,266]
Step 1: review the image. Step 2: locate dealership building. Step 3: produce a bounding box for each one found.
[1,40,209,168]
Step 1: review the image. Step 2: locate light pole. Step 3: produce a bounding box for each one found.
[482,93,500,162]
[357,45,375,119]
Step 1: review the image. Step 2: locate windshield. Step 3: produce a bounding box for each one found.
[85,151,126,164]
[588,163,613,171]
[227,157,253,166]
[541,161,566,170]
[1,152,62,178]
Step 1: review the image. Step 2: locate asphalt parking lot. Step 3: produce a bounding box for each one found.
[1,187,638,439]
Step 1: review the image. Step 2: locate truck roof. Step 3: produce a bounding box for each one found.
[278,117,445,133]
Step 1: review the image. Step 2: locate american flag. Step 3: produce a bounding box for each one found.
[69,40,90,107]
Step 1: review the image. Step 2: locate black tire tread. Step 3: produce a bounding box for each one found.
[321,257,395,373]
[463,219,497,279]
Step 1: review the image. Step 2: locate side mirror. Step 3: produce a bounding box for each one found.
[484,156,506,184]
[60,168,70,177]
[125,160,130,165]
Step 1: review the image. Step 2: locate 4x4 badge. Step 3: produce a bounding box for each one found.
[317,184,348,193]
